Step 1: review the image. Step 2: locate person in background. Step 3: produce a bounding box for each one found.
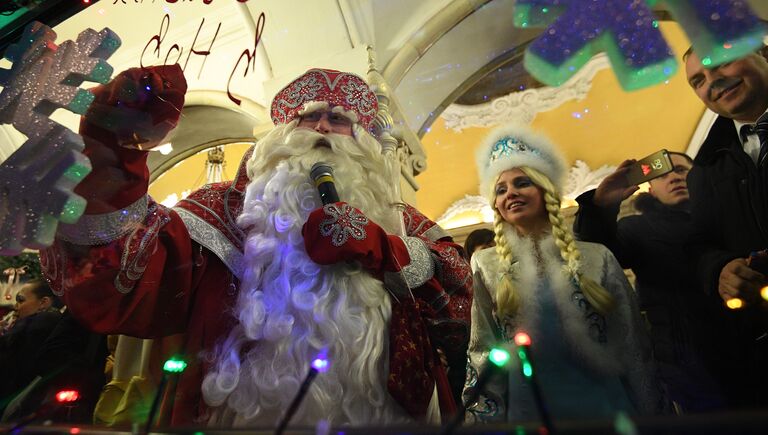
[12,280,59,320]
[463,228,495,261]
[0,279,108,424]
[573,152,730,412]
[464,124,663,423]
[0,280,62,414]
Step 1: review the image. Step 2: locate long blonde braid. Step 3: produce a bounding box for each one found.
[521,167,615,314]
[492,211,519,318]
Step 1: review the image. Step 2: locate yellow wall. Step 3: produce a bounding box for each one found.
[148,22,708,226]
[148,142,253,205]
[415,22,707,222]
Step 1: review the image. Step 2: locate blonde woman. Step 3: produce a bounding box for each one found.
[464,125,662,423]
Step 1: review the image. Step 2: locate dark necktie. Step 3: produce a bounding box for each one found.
[739,114,768,167]
[756,114,768,167]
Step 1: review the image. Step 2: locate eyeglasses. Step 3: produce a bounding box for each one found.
[300,111,352,126]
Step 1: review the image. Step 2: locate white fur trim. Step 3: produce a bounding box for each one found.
[469,232,661,416]
[331,105,359,124]
[476,231,624,375]
[538,238,625,376]
[476,123,567,201]
[297,101,360,124]
[298,101,329,116]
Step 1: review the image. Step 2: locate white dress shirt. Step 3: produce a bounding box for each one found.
[734,112,768,165]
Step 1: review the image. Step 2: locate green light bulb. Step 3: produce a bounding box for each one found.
[517,347,533,377]
[489,347,511,367]
[163,357,187,373]
[522,361,533,378]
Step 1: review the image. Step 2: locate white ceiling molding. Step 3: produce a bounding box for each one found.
[393,0,539,134]
[563,160,617,200]
[436,159,616,226]
[436,194,493,227]
[382,0,493,88]
[336,0,368,48]
[441,54,610,131]
[184,90,269,125]
[685,108,717,158]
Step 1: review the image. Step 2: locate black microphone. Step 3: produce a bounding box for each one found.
[310,162,340,205]
[274,367,319,435]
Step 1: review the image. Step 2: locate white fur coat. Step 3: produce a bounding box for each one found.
[463,231,661,422]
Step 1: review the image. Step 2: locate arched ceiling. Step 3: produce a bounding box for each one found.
[11,0,761,141]
[416,21,705,226]
[2,0,768,229]
[2,0,768,148]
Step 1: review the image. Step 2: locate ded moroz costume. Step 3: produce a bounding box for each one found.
[40,66,471,426]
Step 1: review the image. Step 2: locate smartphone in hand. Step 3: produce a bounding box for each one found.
[625,149,674,186]
[748,250,768,276]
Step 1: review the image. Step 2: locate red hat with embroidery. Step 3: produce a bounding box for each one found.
[270,68,379,130]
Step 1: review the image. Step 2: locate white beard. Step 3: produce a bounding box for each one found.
[202,122,410,426]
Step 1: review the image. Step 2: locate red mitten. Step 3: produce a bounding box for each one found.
[75,65,187,213]
[302,202,409,276]
[82,64,187,150]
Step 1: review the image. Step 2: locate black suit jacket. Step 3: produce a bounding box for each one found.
[687,113,768,408]
[688,115,768,295]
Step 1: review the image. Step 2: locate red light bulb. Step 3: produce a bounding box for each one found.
[514,331,531,346]
[55,390,80,403]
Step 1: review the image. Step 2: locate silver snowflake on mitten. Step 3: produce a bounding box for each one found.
[319,203,369,247]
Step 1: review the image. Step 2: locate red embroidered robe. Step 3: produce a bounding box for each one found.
[41,141,472,425]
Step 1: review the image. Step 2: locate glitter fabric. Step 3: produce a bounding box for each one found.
[514,0,767,90]
[0,21,121,255]
[271,68,379,129]
[514,0,676,90]
[665,0,766,66]
[490,136,544,163]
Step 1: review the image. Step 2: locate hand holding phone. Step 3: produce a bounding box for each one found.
[593,159,640,207]
[747,250,768,277]
[624,149,674,186]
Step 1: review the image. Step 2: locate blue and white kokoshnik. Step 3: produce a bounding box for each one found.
[476,123,568,200]
[489,136,547,163]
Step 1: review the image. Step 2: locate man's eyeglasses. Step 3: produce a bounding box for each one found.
[300,111,352,126]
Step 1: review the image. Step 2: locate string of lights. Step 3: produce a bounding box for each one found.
[0,0,43,16]
[0,1,98,64]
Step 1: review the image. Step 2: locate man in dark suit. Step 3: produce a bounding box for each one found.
[684,46,768,408]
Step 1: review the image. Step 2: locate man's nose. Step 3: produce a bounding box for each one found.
[313,115,332,134]
[705,69,726,99]
[668,172,686,183]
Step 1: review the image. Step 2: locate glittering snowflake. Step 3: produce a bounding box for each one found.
[319,203,369,247]
[0,22,120,254]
